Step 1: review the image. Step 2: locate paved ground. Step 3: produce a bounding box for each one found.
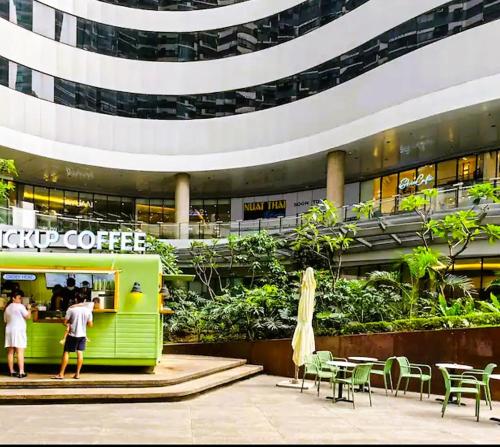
[0,374,498,444]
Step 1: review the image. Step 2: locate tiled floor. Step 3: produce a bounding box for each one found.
[0,374,498,444]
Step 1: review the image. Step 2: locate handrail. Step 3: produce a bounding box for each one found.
[0,180,498,240]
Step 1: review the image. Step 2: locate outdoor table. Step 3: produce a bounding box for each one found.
[435,363,473,406]
[325,360,357,403]
[489,374,500,425]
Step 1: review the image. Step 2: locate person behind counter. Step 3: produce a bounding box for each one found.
[80,281,91,302]
[50,284,64,311]
[61,277,79,311]
[52,295,93,380]
[3,290,31,378]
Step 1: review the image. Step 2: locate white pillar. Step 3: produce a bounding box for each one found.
[175,173,190,239]
[326,150,345,208]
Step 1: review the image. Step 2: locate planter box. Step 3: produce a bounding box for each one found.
[164,326,500,400]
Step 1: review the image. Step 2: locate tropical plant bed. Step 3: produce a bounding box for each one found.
[317,312,500,336]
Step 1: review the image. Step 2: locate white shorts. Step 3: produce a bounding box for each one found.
[4,327,27,349]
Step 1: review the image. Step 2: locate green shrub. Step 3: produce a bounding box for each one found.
[316,312,500,336]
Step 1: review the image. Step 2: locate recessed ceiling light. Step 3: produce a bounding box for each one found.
[386,141,391,144]
[491,124,496,128]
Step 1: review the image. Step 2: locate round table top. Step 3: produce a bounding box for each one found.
[435,363,473,370]
[348,356,378,362]
[327,360,358,368]
[489,374,500,380]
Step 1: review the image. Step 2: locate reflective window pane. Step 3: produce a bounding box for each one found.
[437,159,458,187]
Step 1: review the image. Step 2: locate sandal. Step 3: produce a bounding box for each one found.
[17,373,27,379]
[51,376,64,380]
[73,375,80,379]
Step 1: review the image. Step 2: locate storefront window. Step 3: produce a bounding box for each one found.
[120,197,134,221]
[22,184,33,205]
[452,258,482,298]
[163,200,175,223]
[149,199,163,223]
[437,159,457,186]
[78,192,93,217]
[397,169,417,195]
[217,199,231,222]
[93,194,107,219]
[33,186,49,213]
[136,199,149,223]
[64,190,80,216]
[190,200,204,222]
[380,173,398,214]
[458,155,477,184]
[203,200,218,223]
[416,164,436,190]
[48,188,64,215]
[481,150,498,181]
[106,195,122,220]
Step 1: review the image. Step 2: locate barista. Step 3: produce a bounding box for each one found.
[61,278,79,312]
[50,284,64,311]
[80,281,92,302]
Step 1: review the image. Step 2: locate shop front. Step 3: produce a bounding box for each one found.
[0,252,164,368]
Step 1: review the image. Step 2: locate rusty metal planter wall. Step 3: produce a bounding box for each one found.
[164,327,500,400]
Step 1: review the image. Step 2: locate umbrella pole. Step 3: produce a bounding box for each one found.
[291,365,299,384]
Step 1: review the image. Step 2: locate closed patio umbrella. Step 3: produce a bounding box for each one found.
[291,267,317,383]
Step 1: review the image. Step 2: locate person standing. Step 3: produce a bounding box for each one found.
[52,295,93,380]
[61,277,79,311]
[4,290,31,378]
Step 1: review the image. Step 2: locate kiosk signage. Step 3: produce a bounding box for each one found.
[0,230,146,252]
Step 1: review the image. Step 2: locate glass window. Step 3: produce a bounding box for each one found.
[190,200,204,222]
[0,57,8,87]
[33,186,49,213]
[136,199,149,223]
[416,164,436,190]
[10,0,32,30]
[120,197,134,221]
[203,199,217,223]
[49,188,64,215]
[93,194,107,219]
[9,61,32,95]
[0,0,8,20]
[149,199,163,223]
[216,199,231,222]
[162,200,175,223]
[380,173,398,214]
[397,169,417,195]
[78,192,93,217]
[107,195,122,220]
[64,190,80,216]
[482,151,498,181]
[458,155,477,184]
[360,178,376,203]
[437,159,457,186]
[22,184,34,204]
[55,11,77,46]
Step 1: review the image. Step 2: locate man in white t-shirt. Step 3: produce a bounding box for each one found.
[52,296,93,379]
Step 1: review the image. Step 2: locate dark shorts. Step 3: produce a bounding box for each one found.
[63,336,86,352]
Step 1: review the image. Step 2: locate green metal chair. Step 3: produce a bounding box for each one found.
[370,356,396,395]
[439,367,481,422]
[331,363,374,409]
[459,362,497,409]
[300,354,339,396]
[315,351,347,370]
[395,356,432,400]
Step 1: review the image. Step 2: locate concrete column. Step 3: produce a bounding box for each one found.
[326,150,346,208]
[175,173,190,238]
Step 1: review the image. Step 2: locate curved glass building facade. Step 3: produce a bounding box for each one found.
[1,0,369,61]
[1,0,499,119]
[97,0,249,11]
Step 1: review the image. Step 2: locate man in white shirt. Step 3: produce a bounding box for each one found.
[52,296,93,379]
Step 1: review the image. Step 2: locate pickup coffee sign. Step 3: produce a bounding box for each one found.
[243,200,286,220]
[0,229,147,252]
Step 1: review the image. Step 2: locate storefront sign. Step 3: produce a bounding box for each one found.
[399,174,434,191]
[244,200,286,220]
[0,230,146,252]
[2,273,36,281]
[293,199,322,207]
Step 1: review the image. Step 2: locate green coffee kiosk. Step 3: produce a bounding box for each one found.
[0,252,166,369]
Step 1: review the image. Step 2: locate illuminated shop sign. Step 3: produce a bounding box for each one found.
[0,230,146,252]
[293,199,322,208]
[399,174,434,191]
[244,200,286,220]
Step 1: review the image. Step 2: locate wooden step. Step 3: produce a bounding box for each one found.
[0,364,263,404]
[0,355,247,389]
